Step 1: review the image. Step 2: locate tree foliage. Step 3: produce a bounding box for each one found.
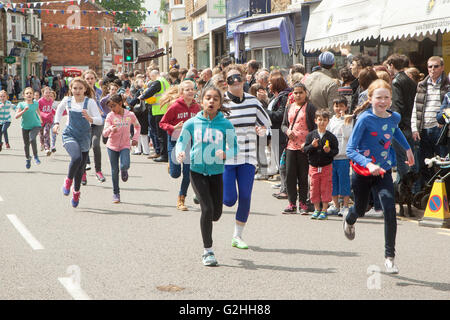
[96,0,147,27]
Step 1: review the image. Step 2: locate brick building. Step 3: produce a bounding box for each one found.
[41,0,114,77]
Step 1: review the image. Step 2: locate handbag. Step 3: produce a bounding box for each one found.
[133,100,146,114]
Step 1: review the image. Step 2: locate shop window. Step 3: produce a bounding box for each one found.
[264,47,293,70]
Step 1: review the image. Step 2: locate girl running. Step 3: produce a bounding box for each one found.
[222,64,272,249]
[0,90,15,151]
[160,81,201,211]
[102,94,141,203]
[176,86,238,266]
[53,77,102,208]
[281,83,317,214]
[38,86,56,156]
[15,87,42,169]
[344,79,414,274]
[82,70,106,183]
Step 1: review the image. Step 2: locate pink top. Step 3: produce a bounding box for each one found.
[38,97,55,124]
[102,109,141,152]
[286,103,309,151]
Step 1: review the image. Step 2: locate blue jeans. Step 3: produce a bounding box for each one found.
[0,121,11,144]
[107,148,130,195]
[168,137,190,196]
[346,170,397,258]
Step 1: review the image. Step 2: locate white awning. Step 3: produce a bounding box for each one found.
[381,0,450,41]
[304,0,385,53]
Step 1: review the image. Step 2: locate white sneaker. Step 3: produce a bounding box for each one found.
[327,204,340,215]
[384,257,399,274]
[343,219,355,240]
[339,206,349,217]
[365,208,383,218]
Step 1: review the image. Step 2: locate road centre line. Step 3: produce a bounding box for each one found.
[58,278,91,300]
[6,214,44,250]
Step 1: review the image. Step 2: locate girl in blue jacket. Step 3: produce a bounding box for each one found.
[176,86,239,267]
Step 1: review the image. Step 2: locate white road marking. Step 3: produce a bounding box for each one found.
[6,214,44,250]
[0,195,3,201]
[58,278,91,300]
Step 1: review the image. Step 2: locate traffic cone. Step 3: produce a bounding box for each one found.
[419,179,450,228]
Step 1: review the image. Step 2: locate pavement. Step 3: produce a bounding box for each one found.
[1,118,450,300]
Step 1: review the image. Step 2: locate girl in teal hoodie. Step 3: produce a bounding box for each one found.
[176,86,239,267]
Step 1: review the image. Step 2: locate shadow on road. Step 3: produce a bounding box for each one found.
[220,258,337,274]
[222,210,273,217]
[0,170,66,176]
[386,274,450,292]
[120,202,177,209]
[89,185,168,192]
[81,207,171,218]
[250,246,359,257]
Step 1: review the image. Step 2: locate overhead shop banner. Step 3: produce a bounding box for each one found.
[381,0,450,41]
[304,0,386,53]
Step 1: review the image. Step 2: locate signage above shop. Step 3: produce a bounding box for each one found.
[4,56,16,64]
[208,0,226,18]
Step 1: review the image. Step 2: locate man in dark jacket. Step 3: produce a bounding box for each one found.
[387,54,417,180]
[349,54,373,113]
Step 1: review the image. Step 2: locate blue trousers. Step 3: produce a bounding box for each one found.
[346,170,397,258]
[168,138,190,196]
[107,148,130,195]
[0,121,11,144]
[223,163,256,223]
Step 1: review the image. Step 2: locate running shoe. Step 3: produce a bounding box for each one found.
[317,211,328,220]
[121,170,128,182]
[283,203,297,214]
[343,219,355,240]
[231,237,249,249]
[5,143,10,149]
[202,252,218,266]
[327,204,340,215]
[365,208,383,218]
[299,201,309,215]
[71,190,81,208]
[339,207,349,218]
[51,147,56,153]
[46,149,52,156]
[81,172,87,185]
[113,193,120,203]
[271,183,281,189]
[25,158,31,169]
[311,210,320,219]
[85,164,91,171]
[34,156,41,165]
[96,171,106,182]
[384,257,399,274]
[62,178,73,196]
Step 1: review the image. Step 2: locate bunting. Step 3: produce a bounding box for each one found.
[42,22,162,34]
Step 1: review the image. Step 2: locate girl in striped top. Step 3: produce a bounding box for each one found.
[0,90,16,151]
[222,65,272,250]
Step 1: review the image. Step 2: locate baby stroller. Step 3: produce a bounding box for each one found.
[413,155,450,210]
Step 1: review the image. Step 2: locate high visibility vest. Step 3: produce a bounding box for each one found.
[151,77,170,116]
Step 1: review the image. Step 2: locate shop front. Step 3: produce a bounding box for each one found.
[193,12,210,69]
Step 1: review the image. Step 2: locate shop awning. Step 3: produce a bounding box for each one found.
[304,0,385,53]
[233,15,296,57]
[380,0,450,41]
[135,48,166,64]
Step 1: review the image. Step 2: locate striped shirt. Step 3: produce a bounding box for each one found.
[223,92,272,165]
[0,100,16,124]
[411,78,443,131]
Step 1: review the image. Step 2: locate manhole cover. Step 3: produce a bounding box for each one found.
[157,284,185,292]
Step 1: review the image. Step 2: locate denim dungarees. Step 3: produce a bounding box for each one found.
[62,97,91,152]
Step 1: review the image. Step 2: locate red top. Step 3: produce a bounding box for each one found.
[159,97,201,139]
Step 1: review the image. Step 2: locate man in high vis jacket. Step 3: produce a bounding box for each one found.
[139,70,171,162]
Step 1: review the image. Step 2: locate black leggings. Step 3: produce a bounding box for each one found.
[22,127,40,159]
[189,171,223,249]
[285,149,309,204]
[64,141,89,192]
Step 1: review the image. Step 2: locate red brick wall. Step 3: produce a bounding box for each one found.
[41,0,114,75]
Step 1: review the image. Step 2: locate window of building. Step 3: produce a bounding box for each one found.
[104,39,107,54]
[264,47,293,70]
[174,0,184,4]
[110,40,113,55]
[10,15,21,41]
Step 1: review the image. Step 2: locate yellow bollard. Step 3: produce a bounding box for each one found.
[419,180,450,228]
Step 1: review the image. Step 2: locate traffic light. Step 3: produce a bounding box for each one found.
[123,38,134,62]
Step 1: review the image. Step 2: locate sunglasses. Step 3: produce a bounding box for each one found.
[226,74,243,85]
[428,64,442,69]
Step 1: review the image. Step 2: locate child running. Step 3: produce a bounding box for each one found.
[102,94,140,203]
[0,90,15,151]
[281,83,317,214]
[344,79,414,274]
[15,87,42,169]
[53,77,103,208]
[326,96,353,217]
[159,81,201,211]
[176,86,239,266]
[303,109,338,219]
[38,86,56,156]
[222,64,272,250]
